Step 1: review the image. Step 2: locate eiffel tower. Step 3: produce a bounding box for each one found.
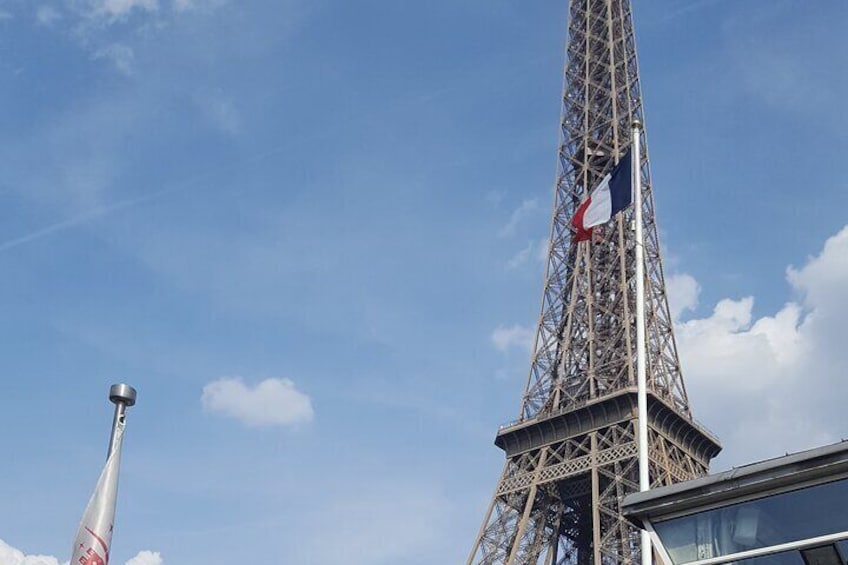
[467,2,721,564]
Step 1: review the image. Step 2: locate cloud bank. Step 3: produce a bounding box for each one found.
[0,539,160,565]
[673,226,848,466]
[0,539,60,565]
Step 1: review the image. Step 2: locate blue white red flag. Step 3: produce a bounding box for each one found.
[571,150,633,241]
[70,421,124,565]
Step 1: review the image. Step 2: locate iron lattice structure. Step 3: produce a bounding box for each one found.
[467,1,721,564]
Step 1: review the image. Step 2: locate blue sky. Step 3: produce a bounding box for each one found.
[1,0,847,563]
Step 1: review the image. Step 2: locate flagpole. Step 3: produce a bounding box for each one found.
[632,120,652,565]
[108,384,137,458]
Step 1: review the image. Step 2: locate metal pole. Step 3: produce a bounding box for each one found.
[108,383,137,458]
[633,120,652,565]
[70,383,137,565]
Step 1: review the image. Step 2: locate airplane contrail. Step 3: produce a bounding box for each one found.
[0,193,156,253]
[0,140,298,254]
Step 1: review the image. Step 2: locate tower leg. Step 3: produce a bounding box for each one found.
[590,433,602,565]
[507,450,548,565]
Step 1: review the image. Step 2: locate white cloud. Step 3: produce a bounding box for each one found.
[201,377,314,427]
[90,0,158,19]
[125,551,162,565]
[506,238,548,270]
[648,0,726,26]
[0,539,160,565]
[666,272,700,321]
[499,198,539,237]
[193,88,241,135]
[484,190,505,207]
[506,241,534,270]
[536,237,549,264]
[0,539,61,565]
[491,324,534,352]
[36,5,61,26]
[172,0,226,12]
[674,226,848,467]
[92,44,135,76]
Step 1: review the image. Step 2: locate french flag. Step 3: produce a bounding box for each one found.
[571,150,633,242]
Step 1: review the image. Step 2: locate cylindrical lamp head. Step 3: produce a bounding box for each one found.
[109,383,137,407]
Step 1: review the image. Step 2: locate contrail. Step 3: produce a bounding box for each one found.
[0,193,155,253]
[0,140,298,254]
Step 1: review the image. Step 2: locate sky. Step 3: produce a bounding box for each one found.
[1,0,847,563]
